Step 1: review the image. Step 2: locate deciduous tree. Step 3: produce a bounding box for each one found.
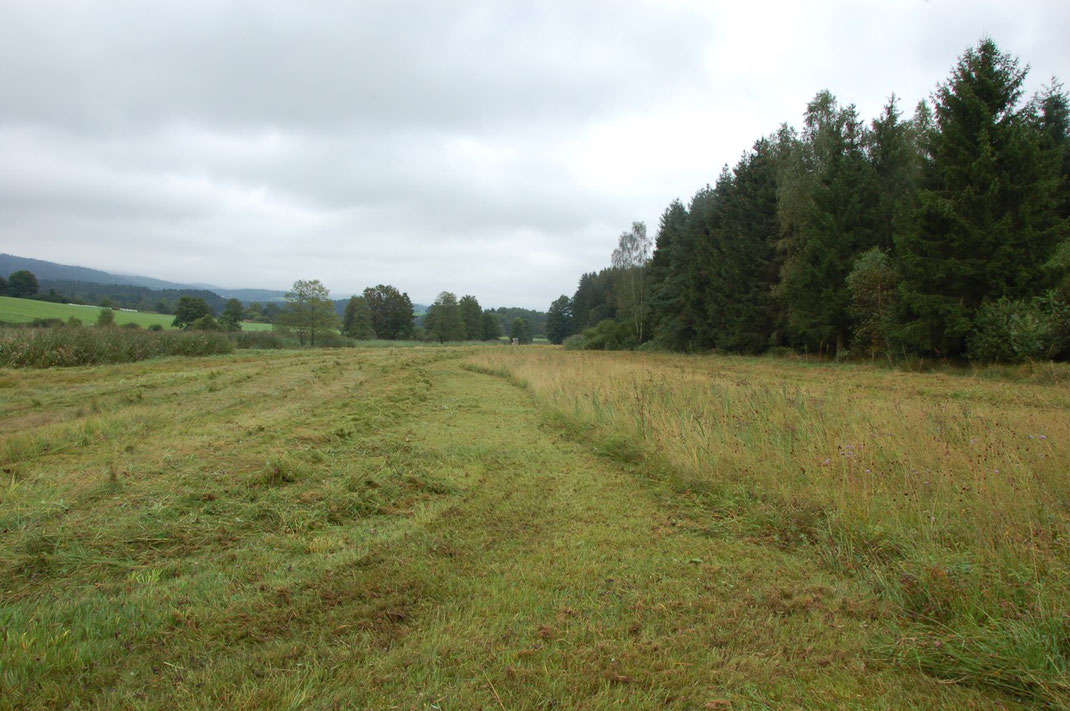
[278,279,339,346]
[510,317,532,344]
[219,298,244,331]
[172,296,211,328]
[7,270,38,298]
[481,312,501,340]
[363,284,414,340]
[459,295,482,340]
[611,222,652,342]
[425,292,465,342]
[342,295,376,339]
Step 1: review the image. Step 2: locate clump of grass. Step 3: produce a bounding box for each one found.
[261,453,306,486]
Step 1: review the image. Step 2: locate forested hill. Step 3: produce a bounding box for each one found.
[0,254,288,303]
[37,279,230,314]
[0,254,147,287]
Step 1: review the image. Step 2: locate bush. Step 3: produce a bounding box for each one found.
[0,327,234,368]
[579,319,638,350]
[188,314,221,331]
[968,296,1070,362]
[95,309,115,328]
[30,318,64,329]
[562,334,586,350]
[311,330,346,347]
[231,330,299,349]
[147,323,164,332]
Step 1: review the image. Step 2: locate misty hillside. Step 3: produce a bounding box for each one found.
[0,254,288,302]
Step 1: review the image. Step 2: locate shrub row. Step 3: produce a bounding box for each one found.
[0,327,235,367]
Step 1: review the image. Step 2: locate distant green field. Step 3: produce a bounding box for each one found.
[0,296,272,331]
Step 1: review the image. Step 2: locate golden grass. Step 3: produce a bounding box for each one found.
[469,350,1070,555]
[466,348,1070,703]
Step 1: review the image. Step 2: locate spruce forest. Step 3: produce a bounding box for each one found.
[553,39,1070,363]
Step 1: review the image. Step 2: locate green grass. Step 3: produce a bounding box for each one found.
[0,348,1051,709]
[0,296,272,331]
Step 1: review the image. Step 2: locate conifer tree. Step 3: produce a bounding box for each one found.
[545,295,573,344]
[671,184,726,350]
[711,139,783,353]
[897,39,1065,356]
[644,200,690,345]
[776,91,877,355]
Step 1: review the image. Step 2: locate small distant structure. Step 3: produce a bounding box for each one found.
[511,338,519,346]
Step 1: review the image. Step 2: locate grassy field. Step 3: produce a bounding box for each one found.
[0,296,273,331]
[0,346,1066,709]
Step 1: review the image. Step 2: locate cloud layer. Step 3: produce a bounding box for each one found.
[1,0,1068,307]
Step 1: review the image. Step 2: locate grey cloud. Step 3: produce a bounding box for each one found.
[2,1,1069,310]
[0,1,710,133]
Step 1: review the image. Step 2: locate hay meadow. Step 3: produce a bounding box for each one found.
[2,345,1068,709]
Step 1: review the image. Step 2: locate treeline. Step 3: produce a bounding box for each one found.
[350,291,546,343]
[0,271,235,315]
[6,266,548,342]
[37,279,231,314]
[551,39,1070,362]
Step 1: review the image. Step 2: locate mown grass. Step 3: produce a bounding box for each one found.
[466,348,1070,707]
[0,346,1049,709]
[0,296,272,331]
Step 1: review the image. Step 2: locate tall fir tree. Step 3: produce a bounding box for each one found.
[644,200,690,346]
[867,95,925,253]
[645,201,686,327]
[896,38,1066,356]
[709,139,783,353]
[776,92,878,354]
[545,295,573,344]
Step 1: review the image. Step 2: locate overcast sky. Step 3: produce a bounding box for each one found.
[1,1,1067,308]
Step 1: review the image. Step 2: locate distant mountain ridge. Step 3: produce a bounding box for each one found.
[0,253,288,302]
[5,253,477,317]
